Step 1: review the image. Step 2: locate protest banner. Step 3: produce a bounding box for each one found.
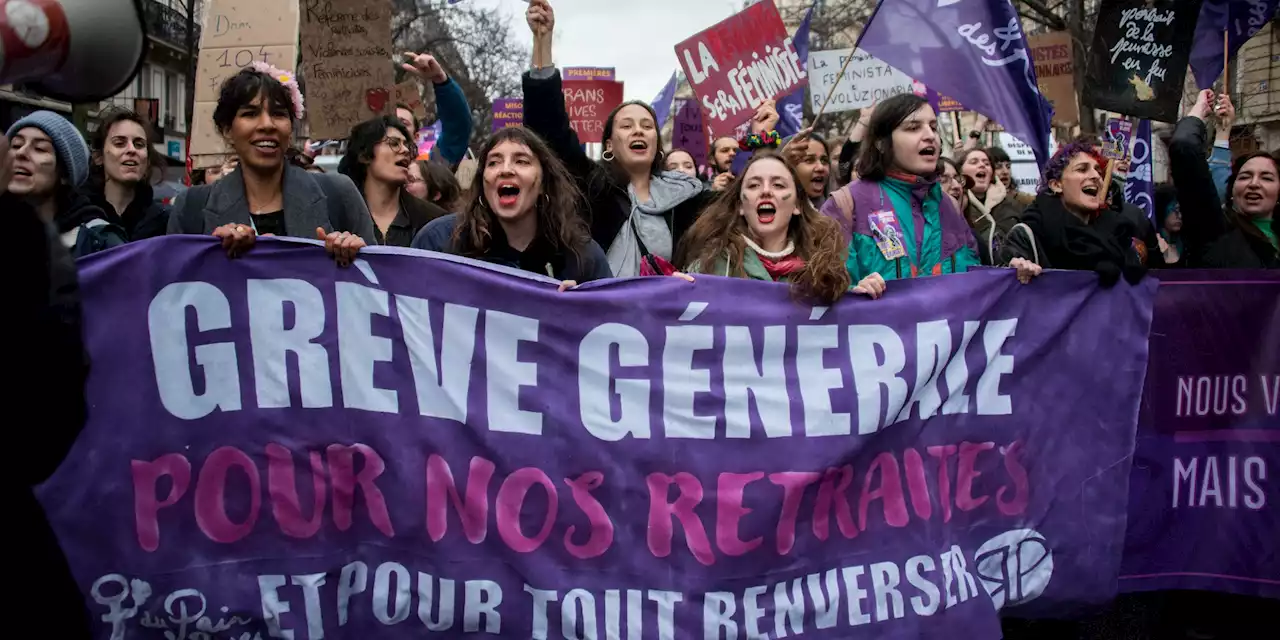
[563,80,624,144]
[675,0,806,138]
[492,97,524,132]
[1027,31,1079,126]
[40,239,1157,639]
[927,89,965,114]
[298,0,396,140]
[1125,119,1155,219]
[806,48,914,113]
[672,98,708,170]
[189,0,299,169]
[563,67,616,81]
[1103,117,1134,161]
[1082,0,1202,123]
[1119,271,1280,599]
[416,120,442,159]
[394,80,427,121]
[996,133,1040,195]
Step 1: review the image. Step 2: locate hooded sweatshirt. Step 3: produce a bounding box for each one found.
[606,171,704,277]
[55,192,128,258]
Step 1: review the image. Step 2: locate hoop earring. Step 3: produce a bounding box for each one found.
[602,149,614,162]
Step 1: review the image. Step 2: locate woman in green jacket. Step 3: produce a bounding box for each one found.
[675,153,856,304]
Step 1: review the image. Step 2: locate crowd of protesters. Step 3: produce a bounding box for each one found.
[8,0,1278,637]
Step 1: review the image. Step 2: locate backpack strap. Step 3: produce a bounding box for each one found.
[831,187,856,240]
[1009,222,1039,265]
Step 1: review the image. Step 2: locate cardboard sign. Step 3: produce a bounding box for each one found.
[563,67,615,81]
[671,98,707,171]
[997,132,1038,163]
[491,97,523,132]
[1082,0,1201,123]
[189,0,300,168]
[1028,31,1080,125]
[674,0,805,137]
[394,80,427,120]
[807,48,914,113]
[562,80,624,144]
[1103,117,1134,161]
[299,0,397,140]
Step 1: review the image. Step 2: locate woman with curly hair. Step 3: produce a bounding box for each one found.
[998,138,1145,286]
[338,115,447,247]
[411,127,611,286]
[676,153,854,304]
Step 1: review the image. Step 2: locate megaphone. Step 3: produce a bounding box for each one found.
[0,0,148,103]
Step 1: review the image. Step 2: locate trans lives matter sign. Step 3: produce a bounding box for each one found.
[674,0,806,138]
[563,80,624,144]
[1119,271,1280,599]
[40,239,1157,639]
[1082,0,1202,123]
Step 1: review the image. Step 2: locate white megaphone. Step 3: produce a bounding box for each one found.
[0,0,148,103]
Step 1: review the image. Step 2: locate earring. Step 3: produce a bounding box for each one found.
[602,149,614,162]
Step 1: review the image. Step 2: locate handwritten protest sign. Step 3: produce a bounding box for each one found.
[1027,31,1079,125]
[674,0,805,137]
[671,98,707,170]
[1102,118,1134,161]
[563,67,615,81]
[394,80,427,120]
[41,238,1159,638]
[491,97,523,132]
[807,48,914,113]
[189,0,299,168]
[299,0,396,140]
[1082,0,1201,122]
[563,80,624,144]
[1120,271,1280,600]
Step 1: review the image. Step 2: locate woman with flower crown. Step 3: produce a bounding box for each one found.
[168,64,374,265]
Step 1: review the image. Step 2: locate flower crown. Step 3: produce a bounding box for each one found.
[249,61,305,119]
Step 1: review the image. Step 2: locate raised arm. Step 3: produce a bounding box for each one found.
[520,0,595,179]
[401,52,474,168]
[1169,90,1229,263]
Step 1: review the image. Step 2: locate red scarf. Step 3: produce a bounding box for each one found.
[757,254,806,280]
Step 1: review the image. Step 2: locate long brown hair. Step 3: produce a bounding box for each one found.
[677,153,851,304]
[1225,151,1279,254]
[451,127,591,262]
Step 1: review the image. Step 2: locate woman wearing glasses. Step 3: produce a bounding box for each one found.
[339,115,448,247]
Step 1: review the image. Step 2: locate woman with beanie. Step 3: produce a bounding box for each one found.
[820,94,981,295]
[168,64,373,264]
[998,138,1146,286]
[338,115,447,247]
[87,107,170,241]
[522,0,710,276]
[6,110,126,257]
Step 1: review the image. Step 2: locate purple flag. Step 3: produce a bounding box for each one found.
[858,0,1053,166]
[1124,120,1156,219]
[672,98,708,171]
[1119,270,1280,599]
[40,239,1158,639]
[776,1,815,138]
[1190,0,1280,90]
[651,71,679,129]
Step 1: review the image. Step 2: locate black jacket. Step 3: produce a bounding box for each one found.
[412,214,613,282]
[521,69,712,253]
[374,191,449,247]
[88,182,169,241]
[1000,193,1146,286]
[57,192,128,258]
[1168,117,1278,269]
[7,194,91,636]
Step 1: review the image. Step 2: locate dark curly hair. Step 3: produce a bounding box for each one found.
[452,127,591,264]
[89,107,165,187]
[1038,137,1107,195]
[338,115,412,194]
[676,153,852,304]
[212,67,296,135]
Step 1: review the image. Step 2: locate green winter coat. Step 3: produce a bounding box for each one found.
[838,177,981,282]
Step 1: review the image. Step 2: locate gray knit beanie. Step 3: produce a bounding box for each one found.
[6,110,90,187]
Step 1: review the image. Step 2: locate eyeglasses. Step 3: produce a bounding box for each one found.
[381,137,409,152]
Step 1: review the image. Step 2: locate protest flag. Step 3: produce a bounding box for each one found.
[776,1,816,138]
[857,0,1053,166]
[1189,0,1280,90]
[651,71,679,129]
[1125,119,1156,220]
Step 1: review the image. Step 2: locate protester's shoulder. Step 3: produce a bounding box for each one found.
[580,237,612,280]
[412,213,458,252]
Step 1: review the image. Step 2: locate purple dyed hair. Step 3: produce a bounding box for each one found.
[1038,139,1107,195]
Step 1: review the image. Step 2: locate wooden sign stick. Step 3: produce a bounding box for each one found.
[814,49,860,123]
[1222,30,1230,95]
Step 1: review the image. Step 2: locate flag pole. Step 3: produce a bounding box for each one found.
[815,49,859,122]
[1222,30,1230,95]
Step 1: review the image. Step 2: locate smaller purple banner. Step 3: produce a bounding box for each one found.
[492,97,523,132]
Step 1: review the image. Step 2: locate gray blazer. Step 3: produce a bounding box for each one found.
[167,164,377,244]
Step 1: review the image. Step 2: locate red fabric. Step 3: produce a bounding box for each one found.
[758,254,806,281]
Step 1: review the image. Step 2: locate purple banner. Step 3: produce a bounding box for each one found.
[672,98,708,173]
[40,238,1157,639]
[1120,270,1280,598]
[492,97,523,132]
[1125,120,1155,219]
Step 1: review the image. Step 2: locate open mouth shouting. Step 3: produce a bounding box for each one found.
[756,200,778,225]
[1080,182,1102,202]
[919,145,938,163]
[627,139,650,156]
[496,181,521,208]
[250,138,281,157]
[1240,189,1265,207]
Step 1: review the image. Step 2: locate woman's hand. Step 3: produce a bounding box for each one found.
[526,0,554,39]
[1010,257,1042,284]
[751,99,780,134]
[316,227,365,267]
[557,280,577,292]
[1214,92,1235,130]
[670,272,695,282]
[780,127,814,166]
[1189,89,1215,121]
[711,172,734,191]
[853,273,886,299]
[212,223,256,258]
[401,52,448,84]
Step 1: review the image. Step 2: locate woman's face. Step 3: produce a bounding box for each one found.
[962,151,992,194]
[1231,156,1279,218]
[888,103,940,176]
[7,127,60,198]
[794,139,830,199]
[608,104,657,173]
[405,161,428,199]
[941,162,964,202]
[1163,206,1182,234]
[665,150,697,179]
[226,92,292,173]
[739,158,797,244]
[1051,152,1105,214]
[367,127,412,186]
[483,140,543,222]
[101,119,149,185]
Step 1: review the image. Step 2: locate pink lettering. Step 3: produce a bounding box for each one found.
[646,472,714,566]
[496,468,558,553]
[903,448,933,520]
[266,443,326,539]
[562,472,614,559]
[769,471,821,555]
[858,452,909,530]
[716,472,764,557]
[997,441,1030,516]
[813,465,858,541]
[131,453,192,552]
[327,444,395,538]
[956,442,996,512]
[927,445,959,523]
[425,454,493,543]
[194,446,261,544]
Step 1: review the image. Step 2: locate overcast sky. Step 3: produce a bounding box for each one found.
[469,0,743,101]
